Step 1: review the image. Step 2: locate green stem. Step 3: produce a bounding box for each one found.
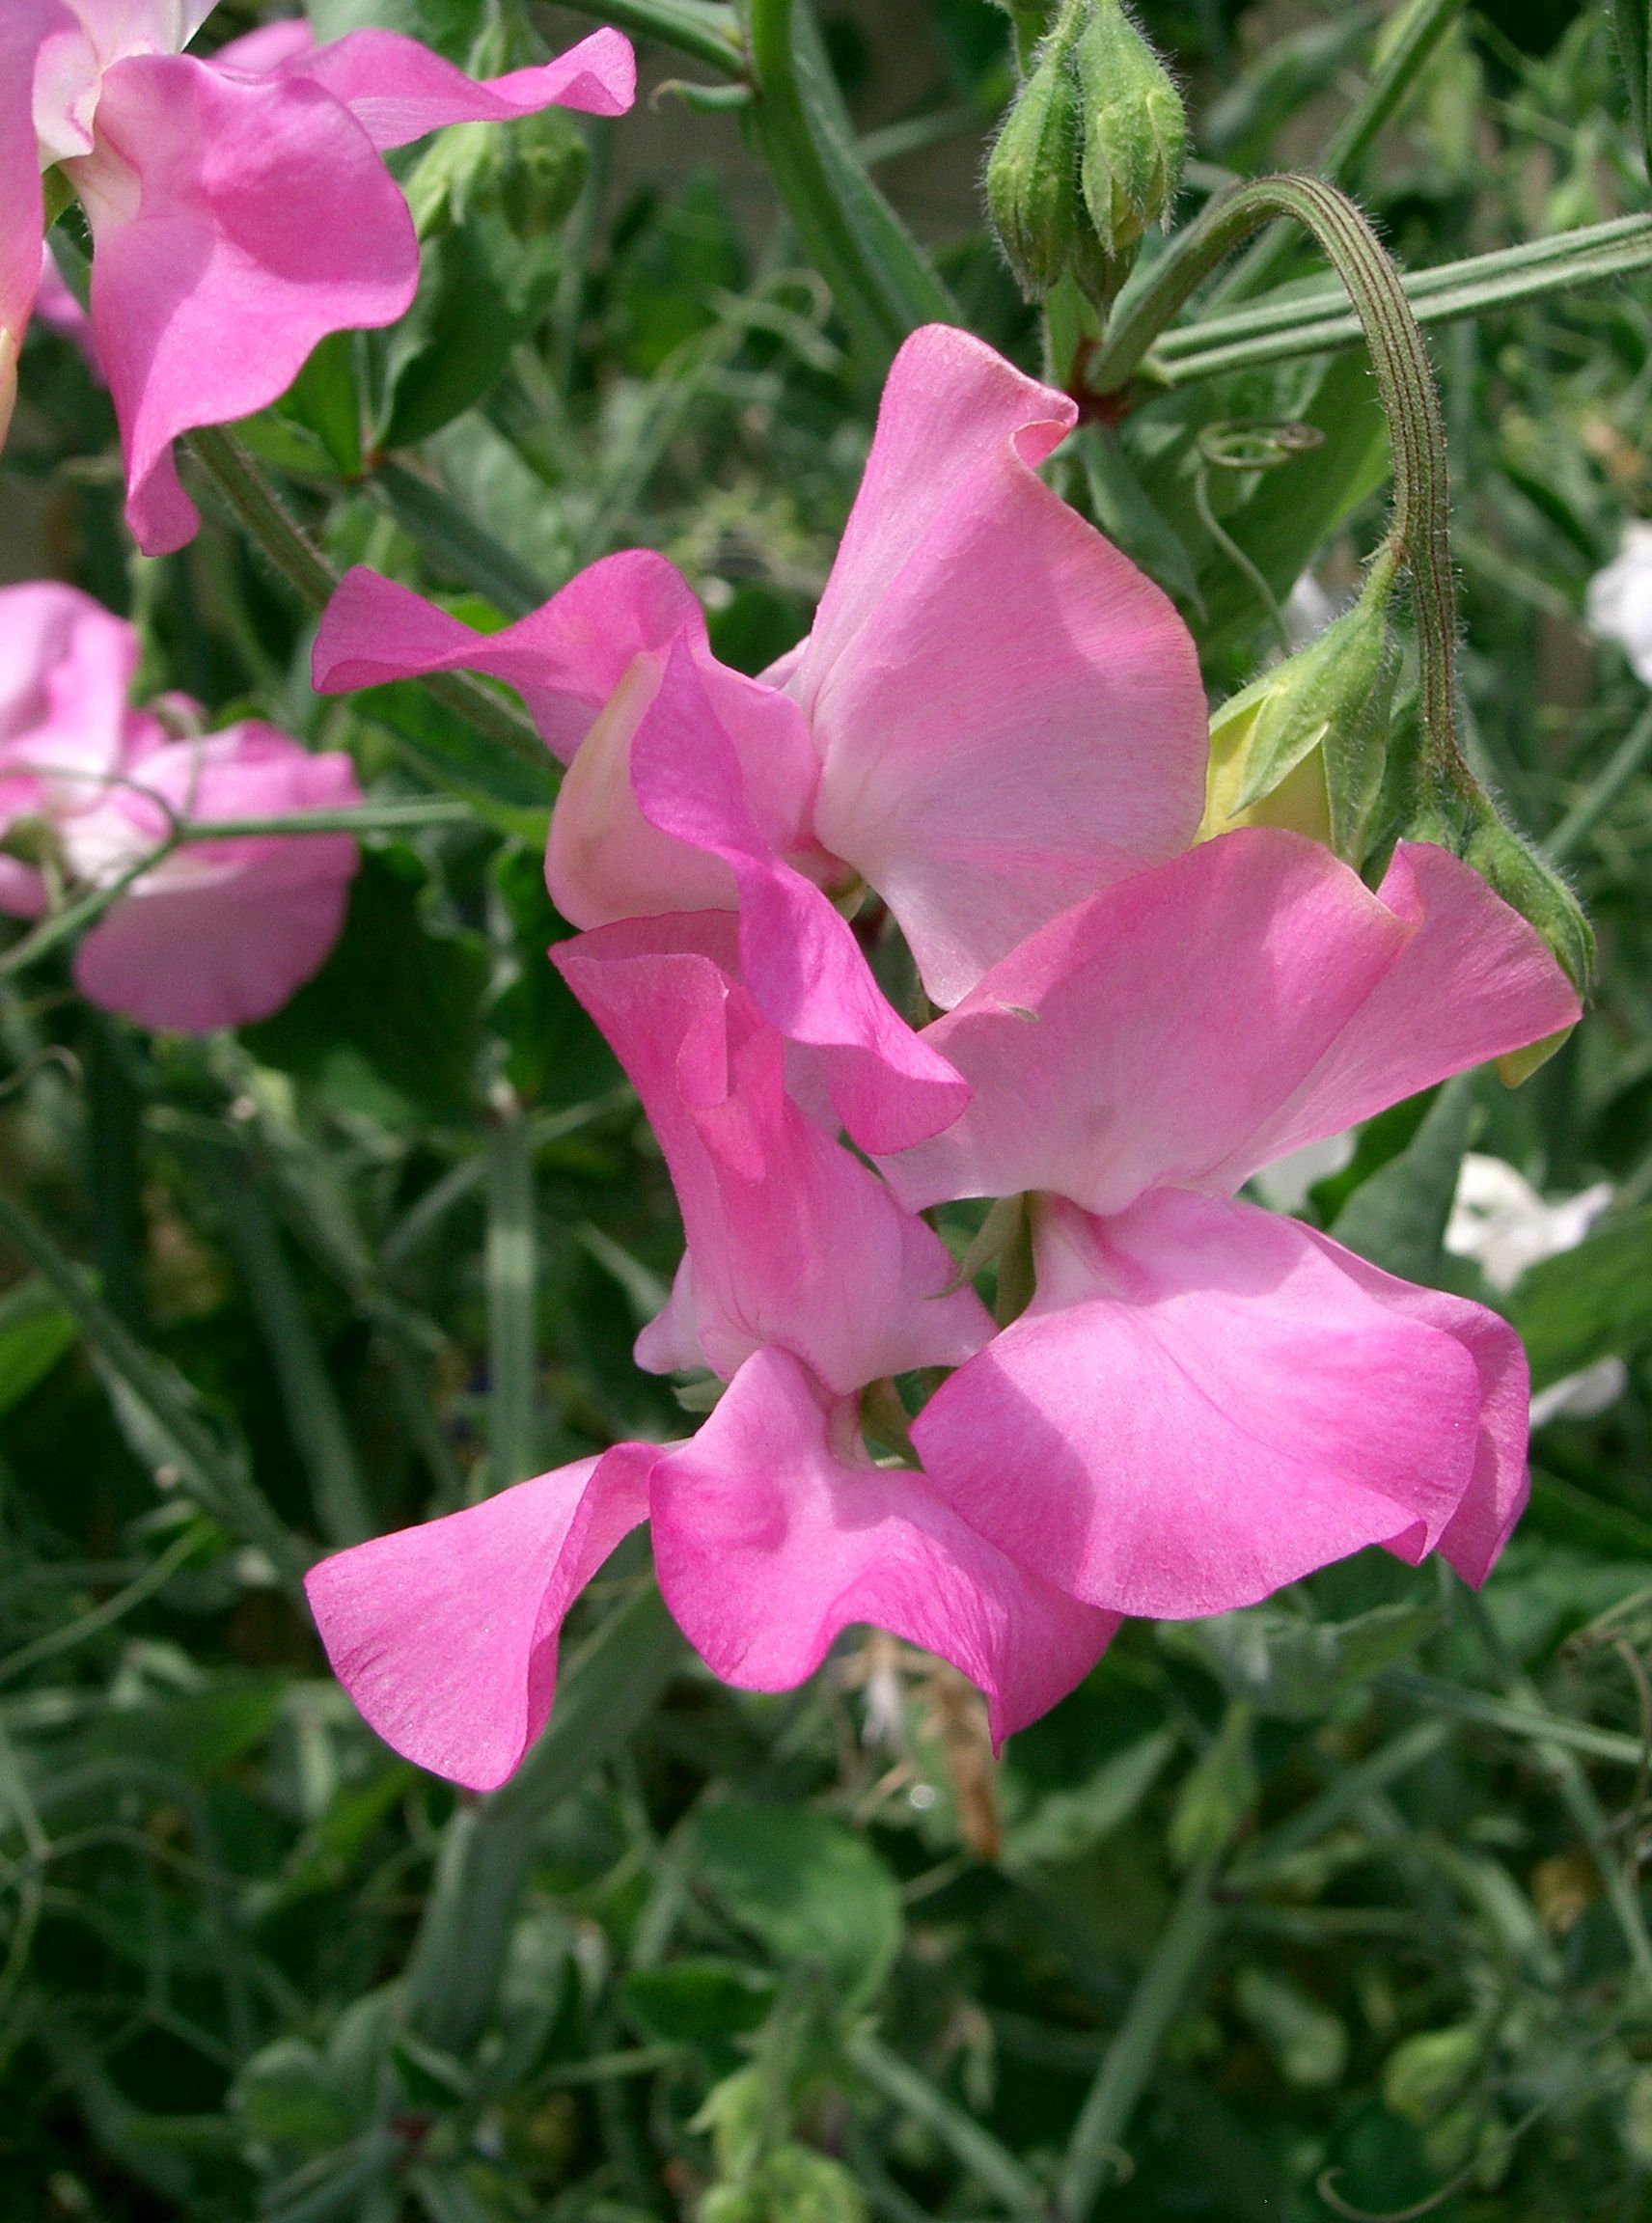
[744,0,956,366]
[1088,173,1461,793]
[183,429,548,774]
[402,1574,685,2056]
[547,0,745,75]
[485,1085,538,1491]
[1211,0,1465,305]
[202,1156,373,1548]
[1547,700,1652,864]
[848,2030,1045,2217]
[1057,1847,1226,2218]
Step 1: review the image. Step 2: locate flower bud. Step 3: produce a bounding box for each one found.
[984,15,1083,300]
[1200,557,1399,864]
[1072,0,1187,277]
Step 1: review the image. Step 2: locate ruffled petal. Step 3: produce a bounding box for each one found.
[793,325,1207,1005]
[273,24,634,150]
[913,1192,1483,1620]
[880,830,1406,1217]
[70,52,418,554]
[650,1348,1115,1745]
[554,919,990,1392]
[312,554,702,763]
[625,638,968,1154]
[305,1445,652,1792]
[0,582,137,812]
[1206,842,1584,1188]
[1296,1225,1531,1587]
[880,831,1581,1218]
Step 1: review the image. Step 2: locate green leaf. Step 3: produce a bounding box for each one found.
[279,332,362,478]
[1329,1074,1472,1282]
[1160,1603,1438,1720]
[690,1802,901,2005]
[243,848,488,1124]
[86,1676,288,1775]
[1232,1966,1348,2088]
[233,2039,363,2150]
[1511,1204,1652,1390]
[1168,1705,1256,1869]
[382,211,563,452]
[620,1959,778,2045]
[0,1276,78,1413]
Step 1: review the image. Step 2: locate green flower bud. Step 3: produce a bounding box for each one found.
[984,16,1083,300]
[1201,556,1400,864]
[1072,0,1187,286]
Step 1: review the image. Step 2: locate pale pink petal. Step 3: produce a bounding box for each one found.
[67,721,361,1032]
[1298,1226,1530,1586]
[880,831,1407,1218]
[276,25,635,150]
[0,583,137,795]
[554,919,990,1392]
[312,555,702,763]
[650,1348,1115,1745]
[305,1445,652,1792]
[0,2,63,425]
[912,1192,1483,1620]
[1207,842,1584,1188]
[790,325,1207,1005]
[207,19,316,74]
[74,871,353,1030]
[625,639,969,1154]
[69,53,418,555]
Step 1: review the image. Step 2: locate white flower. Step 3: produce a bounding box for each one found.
[1585,521,1652,687]
[1251,1129,1355,1213]
[1283,569,1336,649]
[1446,1153,1612,1295]
[1528,1357,1628,1430]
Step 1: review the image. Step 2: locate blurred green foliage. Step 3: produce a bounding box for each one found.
[6,2,1652,2218]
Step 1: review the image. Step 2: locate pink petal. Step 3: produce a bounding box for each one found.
[69,53,418,555]
[1297,1226,1531,1586]
[1208,842,1584,1188]
[880,830,1408,1217]
[0,859,46,919]
[650,1348,1115,1745]
[312,555,702,763]
[67,722,361,1032]
[276,25,635,151]
[625,638,969,1154]
[0,583,137,806]
[553,919,990,1392]
[305,1445,652,1792]
[0,2,60,414]
[912,1192,1483,1620]
[790,325,1207,1005]
[207,20,317,74]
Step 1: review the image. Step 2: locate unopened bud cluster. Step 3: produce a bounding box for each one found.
[986,0,1187,312]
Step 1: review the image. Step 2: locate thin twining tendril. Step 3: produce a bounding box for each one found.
[1316,2099,1550,2223]
[1192,418,1326,655]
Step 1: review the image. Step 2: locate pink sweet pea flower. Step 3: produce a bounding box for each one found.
[0,579,361,1029]
[312,324,1209,1150]
[3,3,634,551]
[867,830,1583,1619]
[304,925,1115,1791]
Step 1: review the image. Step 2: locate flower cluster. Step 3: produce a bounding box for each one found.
[2,2,634,551]
[303,327,1581,1793]
[0,581,360,1030]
